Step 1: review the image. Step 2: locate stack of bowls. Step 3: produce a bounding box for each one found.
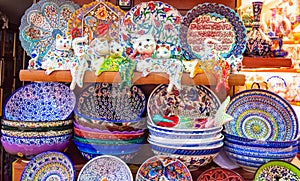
[147,84,224,171]
[1,82,75,158]
[73,83,147,162]
[223,89,299,173]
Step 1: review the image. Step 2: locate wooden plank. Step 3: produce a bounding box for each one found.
[242,57,292,68]
[19,70,246,86]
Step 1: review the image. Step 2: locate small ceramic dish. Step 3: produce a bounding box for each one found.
[4,82,76,121]
[79,150,137,162]
[197,167,245,181]
[75,83,147,123]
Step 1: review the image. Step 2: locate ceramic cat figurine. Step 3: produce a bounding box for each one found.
[129,34,156,60]
[182,60,204,78]
[41,34,80,90]
[87,37,110,72]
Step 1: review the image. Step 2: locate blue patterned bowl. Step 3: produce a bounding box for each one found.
[223,132,298,148]
[74,136,145,145]
[75,83,147,123]
[4,82,76,121]
[149,139,223,155]
[1,133,72,158]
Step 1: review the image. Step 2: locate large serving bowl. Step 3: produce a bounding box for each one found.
[1,133,72,158]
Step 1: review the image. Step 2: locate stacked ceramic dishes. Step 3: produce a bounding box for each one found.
[73,83,147,162]
[1,82,75,158]
[223,89,299,173]
[147,84,225,171]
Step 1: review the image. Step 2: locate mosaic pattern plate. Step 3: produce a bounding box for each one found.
[4,82,76,121]
[78,155,133,181]
[147,84,220,129]
[136,156,192,181]
[120,1,182,46]
[67,1,125,41]
[254,161,300,181]
[75,83,146,122]
[20,151,75,181]
[181,3,246,65]
[225,89,298,141]
[19,0,80,68]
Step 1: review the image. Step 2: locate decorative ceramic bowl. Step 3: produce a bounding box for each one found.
[74,114,146,132]
[149,139,223,155]
[1,133,72,158]
[79,150,137,162]
[147,84,220,129]
[197,167,245,181]
[74,136,145,145]
[136,156,193,181]
[73,127,145,140]
[4,82,76,121]
[75,83,146,122]
[1,118,73,129]
[225,89,298,141]
[1,128,73,138]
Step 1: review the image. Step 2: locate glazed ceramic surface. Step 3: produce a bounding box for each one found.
[181,3,246,64]
[20,151,75,181]
[19,0,80,69]
[75,83,146,122]
[136,156,192,181]
[197,167,245,181]
[67,1,125,42]
[225,89,298,141]
[148,84,220,129]
[254,161,300,181]
[78,155,133,181]
[4,82,76,121]
[1,118,73,129]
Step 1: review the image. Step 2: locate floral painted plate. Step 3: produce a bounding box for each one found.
[225,89,298,141]
[20,151,75,181]
[67,1,125,41]
[4,82,76,121]
[181,3,247,65]
[136,155,192,181]
[75,83,146,122]
[147,84,220,129]
[19,0,80,69]
[78,155,133,181]
[254,160,300,181]
[120,1,182,46]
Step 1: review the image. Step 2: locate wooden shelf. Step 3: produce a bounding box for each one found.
[242,57,292,68]
[19,70,246,86]
[241,68,300,73]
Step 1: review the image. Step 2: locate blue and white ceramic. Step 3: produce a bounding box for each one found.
[4,82,76,121]
[75,83,146,123]
[20,151,75,181]
[225,89,298,141]
[78,155,133,181]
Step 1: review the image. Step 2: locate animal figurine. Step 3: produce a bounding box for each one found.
[182,60,204,78]
[129,34,156,60]
[87,37,110,72]
[154,43,171,59]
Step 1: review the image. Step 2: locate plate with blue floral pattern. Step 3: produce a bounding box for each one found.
[225,89,298,141]
[180,3,247,66]
[254,161,300,181]
[20,151,75,181]
[78,155,133,181]
[4,82,76,121]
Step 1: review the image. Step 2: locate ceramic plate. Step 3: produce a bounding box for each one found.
[136,155,192,181]
[225,89,298,141]
[120,1,182,46]
[75,83,146,122]
[20,151,75,181]
[67,1,125,41]
[254,160,300,181]
[147,84,220,129]
[78,155,133,181]
[4,82,76,121]
[180,3,246,64]
[197,167,244,181]
[19,0,80,68]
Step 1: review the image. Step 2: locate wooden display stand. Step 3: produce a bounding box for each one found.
[242,57,292,68]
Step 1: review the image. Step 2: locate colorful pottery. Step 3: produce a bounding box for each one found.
[19,0,80,69]
[1,118,73,129]
[147,84,220,129]
[197,167,245,181]
[254,161,300,181]
[225,89,298,141]
[4,82,76,121]
[136,156,192,181]
[244,1,272,57]
[78,155,133,181]
[75,83,146,122]
[181,3,247,67]
[20,151,75,181]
